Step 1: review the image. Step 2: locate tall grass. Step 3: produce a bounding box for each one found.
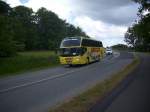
[0,51,59,77]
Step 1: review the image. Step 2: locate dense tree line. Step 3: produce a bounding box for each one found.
[125,0,150,51]
[0,0,89,57]
[111,44,129,50]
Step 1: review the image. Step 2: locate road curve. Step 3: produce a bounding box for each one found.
[105,53,150,112]
[89,53,150,112]
[0,51,133,112]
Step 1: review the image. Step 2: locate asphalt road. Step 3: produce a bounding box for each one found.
[0,51,133,112]
[89,53,150,112]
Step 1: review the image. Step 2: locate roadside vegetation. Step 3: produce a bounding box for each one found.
[0,0,90,77]
[0,51,59,77]
[111,44,133,51]
[124,0,150,52]
[49,55,140,112]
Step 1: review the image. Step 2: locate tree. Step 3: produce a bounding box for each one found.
[0,0,89,56]
[36,7,66,50]
[125,27,138,47]
[133,0,150,14]
[65,23,88,37]
[111,44,128,50]
[11,6,38,50]
[124,0,150,51]
[0,1,17,57]
[0,16,17,57]
[0,0,11,15]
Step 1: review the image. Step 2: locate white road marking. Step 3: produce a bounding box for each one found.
[0,63,97,93]
[113,52,120,58]
[0,52,121,94]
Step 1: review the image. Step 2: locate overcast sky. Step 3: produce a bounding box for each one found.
[5,0,139,47]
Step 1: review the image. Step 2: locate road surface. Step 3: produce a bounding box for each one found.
[89,53,150,112]
[0,51,133,112]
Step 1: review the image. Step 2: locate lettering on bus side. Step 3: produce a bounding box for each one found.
[90,48,100,60]
[91,48,100,52]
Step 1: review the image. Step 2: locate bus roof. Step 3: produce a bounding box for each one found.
[63,36,102,43]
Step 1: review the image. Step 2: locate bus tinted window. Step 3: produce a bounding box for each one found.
[61,38,81,47]
[59,48,85,57]
[82,39,102,47]
[81,39,89,46]
[99,42,103,47]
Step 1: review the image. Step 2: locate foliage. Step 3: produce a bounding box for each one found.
[0,0,11,15]
[0,51,59,76]
[125,0,150,51]
[0,1,89,57]
[111,44,129,50]
[35,7,65,50]
[133,0,150,14]
[0,16,17,57]
[11,5,39,50]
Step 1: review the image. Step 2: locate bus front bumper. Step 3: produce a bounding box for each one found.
[59,56,85,65]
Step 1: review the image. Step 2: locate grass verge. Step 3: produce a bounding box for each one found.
[49,54,140,112]
[0,51,59,77]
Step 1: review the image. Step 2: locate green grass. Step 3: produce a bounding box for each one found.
[49,55,140,112]
[0,51,59,77]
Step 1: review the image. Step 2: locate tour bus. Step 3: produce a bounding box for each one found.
[59,36,105,65]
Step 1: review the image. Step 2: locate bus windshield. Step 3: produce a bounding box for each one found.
[60,38,81,47]
[59,48,86,57]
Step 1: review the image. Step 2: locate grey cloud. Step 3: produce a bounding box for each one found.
[70,0,139,25]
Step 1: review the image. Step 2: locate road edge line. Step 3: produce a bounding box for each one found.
[49,53,140,112]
